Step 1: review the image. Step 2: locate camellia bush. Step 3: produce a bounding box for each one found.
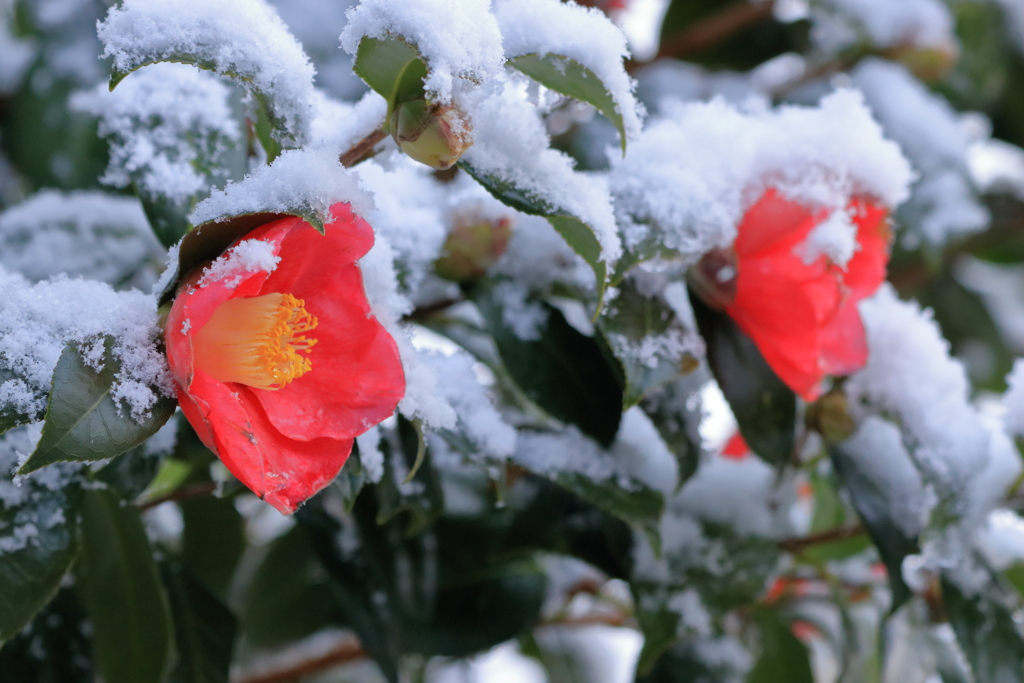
[5,0,1024,681]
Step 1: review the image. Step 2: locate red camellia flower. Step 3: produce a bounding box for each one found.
[698,190,889,400]
[165,204,405,514]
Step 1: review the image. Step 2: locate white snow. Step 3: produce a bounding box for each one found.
[0,266,172,422]
[851,59,988,247]
[339,0,505,106]
[190,147,373,227]
[0,190,163,288]
[1003,360,1024,438]
[494,0,643,142]
[610,89,912,263]
[198,238,280,289]
[978,509,1024,571]
[798,206,859,267]
[840,416,929,538]
[98,0,316,146]
[812,0,955,52]
[71,62,241,204]
[462,83,622,264]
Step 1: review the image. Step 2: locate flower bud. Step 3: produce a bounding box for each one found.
[388,99,472,171]
[884,41,959,83]
[435,213,512,282]
[805,389,857,444]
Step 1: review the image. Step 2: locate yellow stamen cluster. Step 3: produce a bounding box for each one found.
[192,293,318,390]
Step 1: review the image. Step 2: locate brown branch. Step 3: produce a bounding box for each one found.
[234,640,366,683]
[653,0,776,63]
[778,524,865,555]
[403,297,463,322]
[232,611,632,683]
[135,482,217,511]
[339,128,388,168]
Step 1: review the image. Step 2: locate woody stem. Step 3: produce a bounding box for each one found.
[339,127,388,168]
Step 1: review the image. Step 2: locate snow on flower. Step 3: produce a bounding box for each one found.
[696,190,891,400]
[165,204,405,514]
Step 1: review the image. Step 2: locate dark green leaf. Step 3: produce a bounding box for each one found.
[555,472,663,535]
[636,637,736,682]
[508,53,627,152]
[375,417,444,537]
[460,161,610,304]
[180,495,245,598]
[691,294,795,468]
[0,475,79,645]
[634,607,681,676]
[240,525,342,648]
[475,286,623,446]
[828,440,919,609]
[164,565,237,683]
[0,588,94,683]
[943,568,1024,683]
[354,36,428,113]
[598,278,698,408]
[76,488,174,683]
[747,607,814,683]
[18,338,176,475]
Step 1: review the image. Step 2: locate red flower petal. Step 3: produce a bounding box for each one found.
[721,190,890,400]
[252,263,405,440]
[166,203,405,514]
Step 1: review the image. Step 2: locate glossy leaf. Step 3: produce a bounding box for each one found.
[461,161,610,304]
[555,472,663,537]
[0,588,94,683]
[691,294,796,468]
[164,565,237,683]
[76,488,174,683]
[598,279,698,408]
[240,525,343,648]
[475,286,623,446]
[354,36,428,113]
[828,441,919,609]
[509,53,627,152]
[0,479,79,645]
[18,338,177,475]
[180,495,245,598]
[747,607,814,683]
[943,569,1024,683]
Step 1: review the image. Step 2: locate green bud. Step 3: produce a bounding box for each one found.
[435,214,513,282]
[806,389,857,444]
[388,99,472,171]
[884,41,958,83]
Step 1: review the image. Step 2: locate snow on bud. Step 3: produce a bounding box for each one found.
[388,99,472,171]
[435,213,512,282]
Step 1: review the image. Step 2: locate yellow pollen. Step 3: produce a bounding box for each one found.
[191,292,318,390]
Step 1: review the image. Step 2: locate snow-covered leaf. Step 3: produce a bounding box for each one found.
[354,36,428,113]
[598,279,699,408]
[509,53,628,152]
[76,488,174,683]
[17,339,175,475]
[943,568,1024,683]
[475,285,623,446]
[0,478,79,646]
[691,297,796,468]
[829,438,920,609]
[555,472,663,533]
[461,161,610,305]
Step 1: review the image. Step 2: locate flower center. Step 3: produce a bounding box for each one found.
[192,292,318,390]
